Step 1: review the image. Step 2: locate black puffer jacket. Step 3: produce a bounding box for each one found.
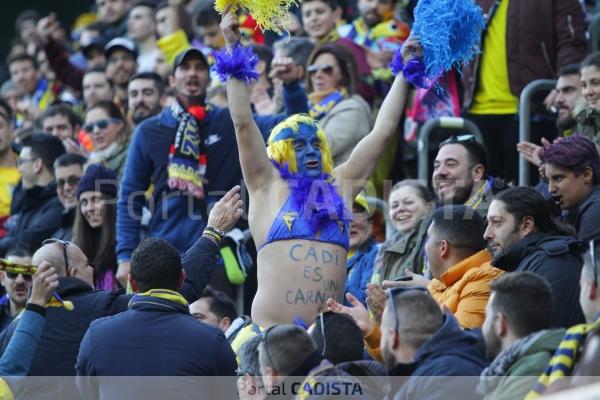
[0,182,62,256]
[492,232,585,328]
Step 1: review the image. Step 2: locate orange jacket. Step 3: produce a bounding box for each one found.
[428,249,503,329]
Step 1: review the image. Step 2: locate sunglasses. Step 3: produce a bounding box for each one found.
[82,118,119,134]
[440,134,477,146]
[6,271,32,281]
[57,176,81,188]
[42,239,73,275]
[307,64,334,75]
[387,286,430,331]
[589,240,599,287]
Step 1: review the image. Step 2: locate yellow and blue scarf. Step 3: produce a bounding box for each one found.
[525,314,600,398]
[308,89,347,121]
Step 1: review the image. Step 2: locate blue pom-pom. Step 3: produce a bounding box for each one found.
[390,0,484,83]
[213,44,260,84]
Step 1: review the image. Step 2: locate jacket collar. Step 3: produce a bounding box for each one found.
[492,232,582,271]
[56,276,95,298]
[128,290,189,314]
[578,184,600,211]
[438,249,492,287]
[492,232,546,271]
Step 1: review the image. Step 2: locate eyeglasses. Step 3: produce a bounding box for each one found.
[82,118,119,133]
[307,64,334,75]
[5,271,32,281]
[42,238,73,274]
[57,176,81,188]
[387,286,430,331]
[261,326,278,372]
[590,239,599,287]
[16,157,37,166]
[440,134,477,146]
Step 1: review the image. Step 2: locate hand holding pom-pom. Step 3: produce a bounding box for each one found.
[401,37,423,64]
[220,5,241,48]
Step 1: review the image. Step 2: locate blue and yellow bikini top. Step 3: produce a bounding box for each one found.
[261,165,351,251]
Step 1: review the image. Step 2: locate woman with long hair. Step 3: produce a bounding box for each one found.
[72,164,119,291]
[83,100,130,179]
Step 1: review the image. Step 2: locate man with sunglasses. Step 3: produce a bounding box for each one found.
[0,134,65,257]
[51,153,87,241]
[382,288,487,399]
[0,244,34,332]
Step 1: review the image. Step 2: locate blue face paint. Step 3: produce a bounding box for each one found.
[293,130,322,178]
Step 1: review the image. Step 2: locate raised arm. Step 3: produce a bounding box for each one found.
[335,74,408,195]
[220,8,277,194]
[335,42,420,198]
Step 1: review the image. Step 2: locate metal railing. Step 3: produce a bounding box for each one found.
[518,79,556,186]
[417,117,484,181]
[590,13,600,54]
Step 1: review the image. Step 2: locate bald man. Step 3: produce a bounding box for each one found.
[0,186,243,397]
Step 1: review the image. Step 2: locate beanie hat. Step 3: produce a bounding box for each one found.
[77,163,118,199]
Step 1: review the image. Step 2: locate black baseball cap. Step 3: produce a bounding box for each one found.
[172,47,209,74]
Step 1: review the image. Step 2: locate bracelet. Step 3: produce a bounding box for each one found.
[202,230,222,246]
[205,226,225,238]
[202,233,220,247]
[213,43,260,84]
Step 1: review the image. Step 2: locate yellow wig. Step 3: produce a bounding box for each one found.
[267,114,334,175]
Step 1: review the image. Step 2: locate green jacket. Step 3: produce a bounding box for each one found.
[484,329,565,400]
[371,215,430,284]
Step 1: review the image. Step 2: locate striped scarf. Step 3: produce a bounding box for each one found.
[308,88,347,121]
[525,315,600,398]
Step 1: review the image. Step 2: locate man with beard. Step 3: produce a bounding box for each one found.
[484,186,585,328]
[382,289,487,399]
[127,72,164,126]
[116,47,309,287]
[432,135,506,218]
[517,64,582,170]
[104,37,139,113]
[478,272,563,400]
[0,244,34,332]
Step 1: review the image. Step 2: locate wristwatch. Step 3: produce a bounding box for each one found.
[205,226,225,238]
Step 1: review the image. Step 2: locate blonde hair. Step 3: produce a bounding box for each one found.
[266,114,334,174]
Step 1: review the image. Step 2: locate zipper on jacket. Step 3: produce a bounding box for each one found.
[540,41,555,77]
[567,15,575,40]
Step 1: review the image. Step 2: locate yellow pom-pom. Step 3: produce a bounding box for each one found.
[214,0,299,34]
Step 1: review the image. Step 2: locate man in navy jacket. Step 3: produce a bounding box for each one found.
[383,290,488,400]
[76,237,237,399]
[116,47,308,286]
